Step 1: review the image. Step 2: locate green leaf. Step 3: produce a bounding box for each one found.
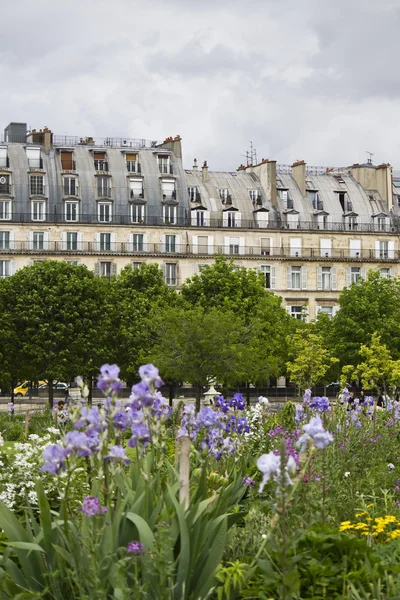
[6,542,44,553]
[125,512,155,552]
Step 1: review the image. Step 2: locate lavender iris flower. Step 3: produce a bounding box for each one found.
[40,444,68,474]
[104,445,130,466]
[297,415,334,452]
[257,452,297,493]
[127,540,145,555]
[97,364,121,391]
[138,364,164,388]
[128,423,151,448]
[81,496,107,516]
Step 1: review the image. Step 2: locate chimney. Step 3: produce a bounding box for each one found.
[267,160,278,208]
[157,135,182,159]
[292,160,306,197]
[202,160,209,183]
[193,158,198,171]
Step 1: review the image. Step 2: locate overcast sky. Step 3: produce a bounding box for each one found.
[2,0,400,171]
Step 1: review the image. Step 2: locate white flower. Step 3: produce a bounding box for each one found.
[257,452,296,493]
[388,463,395,469]
[344,472,351,478]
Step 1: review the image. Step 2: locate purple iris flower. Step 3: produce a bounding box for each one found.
[297,416,334,452]
[113,410,130,430]
[81,496,107,516]
[104,445,130,466]
[40,444,68,474]
[64,431,98,457]
[138,364,164,388]
[97,363,121,391]
[127,540,145,555]
[130,381,154,408]
[128,423,151,448]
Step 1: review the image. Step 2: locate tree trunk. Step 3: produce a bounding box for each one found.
[88,376,93,407]
[48,380,54,410]
[246,381,250,408]
[195,384,202,412]
[169,383,174,408]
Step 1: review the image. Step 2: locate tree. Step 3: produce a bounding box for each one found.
[341,333,399,393]
[146,305,247,410]
[286,328,338,394]
[114,263,178,384]
[0,261,114,407]
[332,270,400,369]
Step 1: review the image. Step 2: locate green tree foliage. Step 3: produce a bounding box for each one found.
[341,332,400,392]
[146,305,247,410]
[286,328,338,393]
[114,263,178,384]
[0,261,114,405]
[332,270,400,369]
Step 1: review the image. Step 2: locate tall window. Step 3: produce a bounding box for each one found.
[30,175,45,196]
[97,176,111,198]
[63,177,78,196]
[33,232,45,250]
[378,241,389,259]
[380,268,394,279]
[351,267,361,284]
[307,190,323,210]
[288,306,305,320]
[126,154,140,173]
[100,261,112,279]
[132,234,144,252]
[66,232,78,251]
[0,260,11,278]
[98,203,112,223]
[131,204,145,224]
[228,237,239,255]
[163,205,176,224]
[197,236,208,254]
[0,175,11,194]
[188,186,200,201]
[93,154,108,172]
[196,211,205,226]
[321,267,331,290]
[165,263,177,286]
[0,147,8,168]
[279,189,293,209]
[218,188,229,202]
[227,212,236,227]
[60,151,74,171]
[0,200,11,220]
[129,178,144,200]
[290,266,301,289]
[31,201,46,221]
[0,231,10,249]
[260,265,275,289]
[260,238,271,256]
[165,235,176,253]
[317,306,333,319]
[99,233,111,251]
[65,201,79,222]
[158,155,171,174]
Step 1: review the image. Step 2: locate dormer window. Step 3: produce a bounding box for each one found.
[307,190,323,211]
[97,176,111,198]
[279,189,293,210]
[188,186,201,202]
[373,214,388,232]
[126,153,140,173]
[63,176,78,197]
[26,147,43,170]
[30,175,45,196]
[337,191,352,212]
[129,178,144,200]
[60,150,75,171]
[158,155,172,174]
[93,152,108,172]
[345,215,358,231]
[0,147,9,168]
[218,188,230,204]
[0,175,11,195]
[249,190,262,206]
[162,179,176,200]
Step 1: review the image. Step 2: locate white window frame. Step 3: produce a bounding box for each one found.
[320,238,332,257]
[66,232,78,251]
[131,204,146,224]
[99,232,112,251]
[98,202,112,223]
[163,205,176,224]
[287,305,306,320]
[165,262,177,286]
[97,176,111,198]
[165,234,176,253]
[0,200,11,220]
[100,261,112,279]
[31,200,46,222]
[132,233,144,252]
[158,155,170,174]
[188,186,198,201]
[380,268,394,279]
[317,306,334,320]
[63,176,78,197]
[30,175,45,196]
[218,188,229,202]
[260,265,276,289]
[290,238,302,257]
[0,174,11,195]
[32,231,45,250]
[349,239,361,258]
[0,259,11,278]
[0,231,10,250]
[65,201,79,222]
[129,178,144,200]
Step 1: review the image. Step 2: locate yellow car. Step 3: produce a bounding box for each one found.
[13,381,46,397]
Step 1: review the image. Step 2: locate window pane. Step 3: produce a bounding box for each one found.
[0,200,11,220]
[0,231,10,249]
[30,176,44,195]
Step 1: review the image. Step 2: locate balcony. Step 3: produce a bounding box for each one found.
[158,164,173,175]
[126,161,141,173]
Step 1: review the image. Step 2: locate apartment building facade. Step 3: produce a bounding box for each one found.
[0,122,398,321]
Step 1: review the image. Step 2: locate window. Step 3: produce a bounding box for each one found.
[316,214,328,229]
[0,147,8,168]
[378,241,389,259]
[0,231,10,249]
[31,201,46,221]
[349,239,361,258]
[188,186,200,201]
[30,175,45,196]
[345,216,358,231]
[228,237,239,255]
[65,201,79,222]
[351,267,361,284]
[321,267,331,290]
[317,306,333,320]
[287,266,307,290]
[338,191,352,212]
[99,233,111,251]
[290,266,301,289]
[66,260,79,266]
[260,238,271,256]
[129,178,144,200]
[290,238,302,257]
[260,265,275,289]
[60,151,74,171]
[97,176,111,198]
[158,155,171,174]
[66,232,78,251]
[126,154,140,173]
[132,262,142,270]
[227,212,236,227]
[0,200,11,220]
[279,189,293,209]
[307,190,323,210]
[218,188,229,202]
[0,175,11,194]
[98,202,112,223]
[288,306,306,320]
[165,263,177,286]
[165,235,176,253]
[131,204,145,224]
[33,232,45,250]
[93,153,108,172]
[63,177,78,196]
[249,189,262,205]
[196,210,205,226]
[163,205,176,224]
[161,180,176,199]
[197,236,208,254]
[100,261,112,279]
[375,217,387,231]
[286,213,299,229]
[0,260,11,278]
[320,238,332,257]
[132,234,144,252]
[26,147,42,169]
[380,268,394,279]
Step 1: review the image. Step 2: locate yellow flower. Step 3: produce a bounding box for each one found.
[355,512,368,518]
[367,504,374,508]
[354,523,368,530]
[340,521,355,531]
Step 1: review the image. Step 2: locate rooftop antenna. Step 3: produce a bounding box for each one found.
[241,141,258,167]
[366,151,374,165]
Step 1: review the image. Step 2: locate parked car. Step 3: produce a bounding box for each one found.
[38,381,69,391]
[13,381,46,397]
